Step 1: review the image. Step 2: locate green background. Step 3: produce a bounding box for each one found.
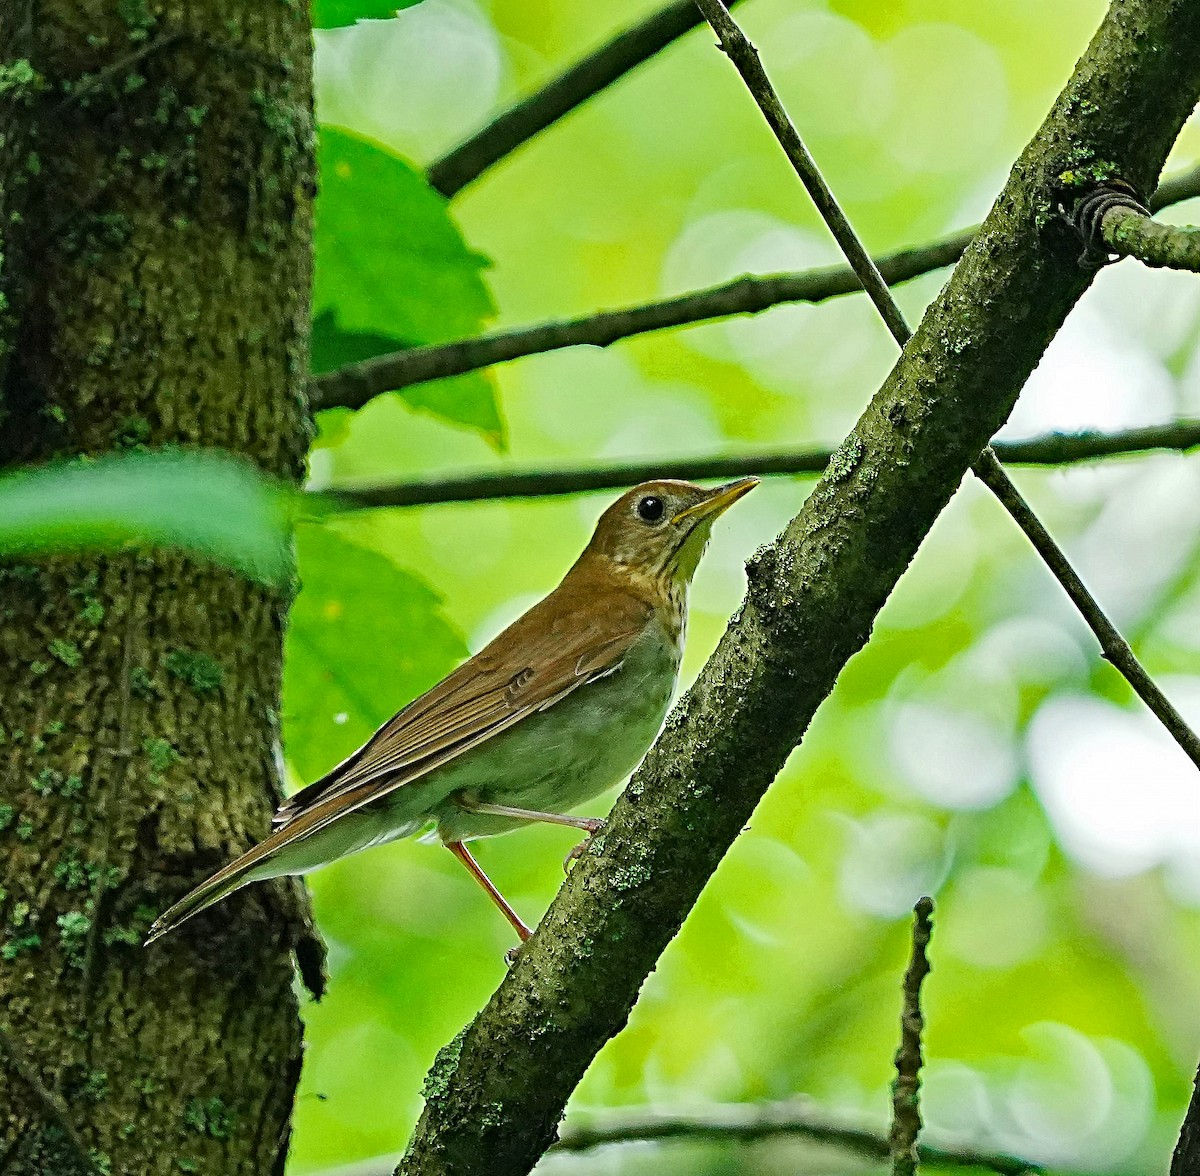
[287,0,1200,1170]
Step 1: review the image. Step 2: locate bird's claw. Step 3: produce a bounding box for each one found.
[504,944,522,966]
[563,819,606,873]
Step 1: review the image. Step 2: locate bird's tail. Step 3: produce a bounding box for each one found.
[143,847,275,946]
[143,799,339,945]
[145,776,430,945]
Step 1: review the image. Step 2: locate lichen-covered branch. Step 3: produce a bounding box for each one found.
[394,3,1200,1174]
[320,419,1200,511]
[1102,204,1200,270]
[307,162,1200,413]
[306,230,971,411]
[1173,1065,1200,1176]
[425,0,746,197]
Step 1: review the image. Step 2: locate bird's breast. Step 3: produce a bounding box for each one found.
[430,615,683,839]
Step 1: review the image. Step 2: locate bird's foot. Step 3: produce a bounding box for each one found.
[563,819,606,873]
[504,944,522,966]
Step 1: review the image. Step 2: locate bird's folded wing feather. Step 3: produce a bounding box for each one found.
[270,578,653,844]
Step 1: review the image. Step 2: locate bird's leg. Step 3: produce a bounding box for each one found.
[444,840,532,944]
[457,798,606,873]
[459,797,605,835]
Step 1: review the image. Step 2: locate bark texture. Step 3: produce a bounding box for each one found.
[0,3,315,1174]
[1174,1065,1200,1176]
[397,1,1200,1172]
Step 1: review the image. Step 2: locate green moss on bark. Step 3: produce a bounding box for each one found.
[0,2,319,1173]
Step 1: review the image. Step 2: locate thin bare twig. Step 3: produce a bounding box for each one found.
[319,419,1200,511]
[890,898,934,1176]
[307,174,1200,412]
[305,1099,1036,1176]
[974,448,1200,769]
[426,0,747,197]
[306,230,974,412]
[556,1099,1033,1173]
[692,0,1200,778]
[694,0,911,340]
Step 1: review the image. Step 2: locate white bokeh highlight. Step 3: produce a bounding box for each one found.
[1027,691,1200,888]
[315,2,504,162]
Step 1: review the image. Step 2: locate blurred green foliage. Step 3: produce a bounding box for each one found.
[284,524,466,783]
[0,451,291,585]
[235,0,1200,1171]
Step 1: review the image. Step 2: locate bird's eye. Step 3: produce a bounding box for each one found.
[636,495,665,523]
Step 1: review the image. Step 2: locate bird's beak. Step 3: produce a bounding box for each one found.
[674,477,759,526]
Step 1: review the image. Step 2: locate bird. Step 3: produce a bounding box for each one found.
[144,477,757,948]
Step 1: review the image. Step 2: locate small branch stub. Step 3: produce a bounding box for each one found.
[890,897,934,1176]
[1069,179,1200,273]
[1103,205,1200,272]
[1068,179,1151,267]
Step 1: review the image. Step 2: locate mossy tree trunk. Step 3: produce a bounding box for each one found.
[0,4,317,1174]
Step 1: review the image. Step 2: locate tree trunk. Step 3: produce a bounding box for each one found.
[0,4,316,1174]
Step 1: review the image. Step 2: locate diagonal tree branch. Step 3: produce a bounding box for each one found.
[426,0,747,198]
[694,0,910,341]
[320,419,1200,511]
[308,162,1200,413]
[692,0,1200,771]
[395,3,1200,1174]
[1173,1064,1200,1175]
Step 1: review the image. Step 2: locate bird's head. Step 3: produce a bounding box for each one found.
[584,477,758,587]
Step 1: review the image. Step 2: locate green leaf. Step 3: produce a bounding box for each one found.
[400,371,505,448]
[283,525,467,783]
[314,127,495,339]
[312,0,419,29]
[0,451,290,585]
[312,127,503,445]
[310,311,505,446]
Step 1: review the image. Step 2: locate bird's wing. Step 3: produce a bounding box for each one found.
[272,579,653,831]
